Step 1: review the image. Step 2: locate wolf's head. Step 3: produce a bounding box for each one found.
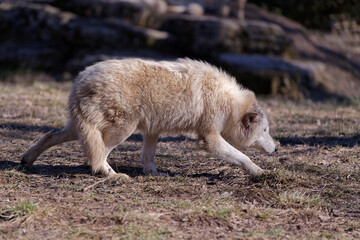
[223,100,277,154]
[241,107,277,154]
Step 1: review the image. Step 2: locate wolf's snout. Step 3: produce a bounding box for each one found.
[269,146,278,155]
[266,145,277,155]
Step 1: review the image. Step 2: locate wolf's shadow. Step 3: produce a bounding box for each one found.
[279,135,360,147]
[0,160,154,178]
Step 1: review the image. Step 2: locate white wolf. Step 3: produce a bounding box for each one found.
[22,58,277,179]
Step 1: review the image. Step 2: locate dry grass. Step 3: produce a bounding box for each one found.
[0,80,359,239]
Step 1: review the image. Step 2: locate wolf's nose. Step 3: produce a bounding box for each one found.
[274,147,278,152]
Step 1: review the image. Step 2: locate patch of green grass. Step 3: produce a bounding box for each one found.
[311,231,353,240]
[57,183,83,191]
[344,155,360,164]
[3,167,27,177]
[169,198,234,221]
[237,205,276,220]
[239,229,286,239]
[287,162,323,175]
[342,97,360,107]
[170,199,192,209]
[7,184,20,189]
[116,223,171,240]
[254,210,272,220]
[204,207,233,220]
[1,182,22,190]
[0,200,37,221]
[68,227,96,237]
[277,191,325,209]
[114,205,129,212]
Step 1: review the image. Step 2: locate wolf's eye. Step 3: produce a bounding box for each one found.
[264,128,267,132]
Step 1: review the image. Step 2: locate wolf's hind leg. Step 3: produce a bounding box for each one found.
[141,134,162,176]
[21,121,78,168]
[201,132,264,176]
[82,123,137,178]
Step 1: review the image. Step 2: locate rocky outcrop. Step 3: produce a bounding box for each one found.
[218,54,314,98]
[0,3,75,43]
[0,2,173,72]
[0,3,75,70]
[244,3,360,99]
[218,54,360,99]
[64,18,171,50]
[204,0,247,19]
[167,0,247,19]
[64,49,176,75]
[53,0,167,28]
[161,14,292,57]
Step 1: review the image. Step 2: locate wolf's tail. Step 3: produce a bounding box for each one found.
[77,122,106,174]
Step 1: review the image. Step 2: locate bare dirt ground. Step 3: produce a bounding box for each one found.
[0,79,359,239]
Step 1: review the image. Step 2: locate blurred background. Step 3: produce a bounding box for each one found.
[1,0,360,101]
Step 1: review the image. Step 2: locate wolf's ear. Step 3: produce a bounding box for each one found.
[242,112,258,127]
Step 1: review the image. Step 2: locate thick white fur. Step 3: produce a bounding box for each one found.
[22,58,276,178]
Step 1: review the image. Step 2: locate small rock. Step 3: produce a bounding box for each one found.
[317,119,321,126]
[318,215,331,222]
[167,5,186,14]
[187,3,204,16]
[332,209,341,217]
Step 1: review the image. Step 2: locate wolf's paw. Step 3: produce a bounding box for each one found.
[249,170,275,183]
[108,172,131,181]
[153,172,168,177]
[20,155,34,169]
[106,173,132,184]
[249,167,264,177]
[143,168,168,177]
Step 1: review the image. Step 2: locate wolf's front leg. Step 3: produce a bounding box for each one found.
[202,132,264,176]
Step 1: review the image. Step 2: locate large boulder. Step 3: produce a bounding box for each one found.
[204,0,247,19]
[0,3,75,70]
[65,49,177,75]
[218,53,360,100]
[161,15,292,57]
[63,18,171,50]
[0,2,173,72]
[53,0,167,28]
[0,2,75,42]
[166,0,247,19]
[245,3,360,99]
[218,54,307,98]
